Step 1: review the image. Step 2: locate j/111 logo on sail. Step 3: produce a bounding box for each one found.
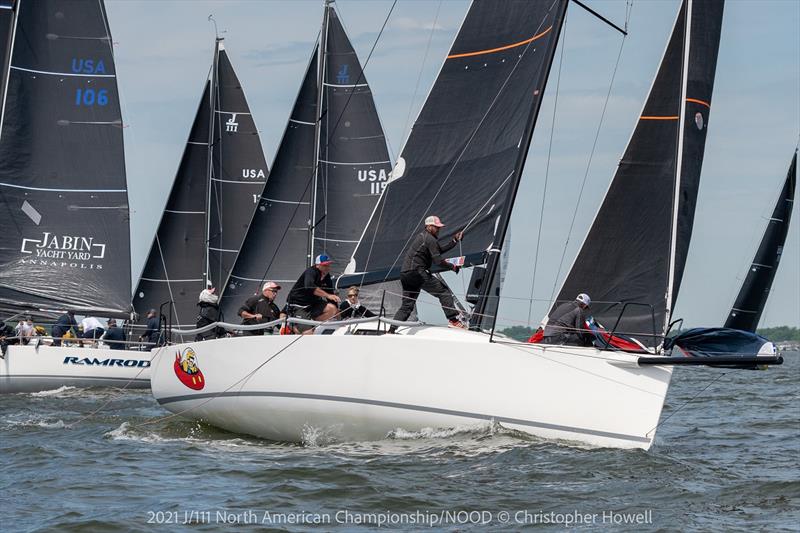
[20,232,106,260]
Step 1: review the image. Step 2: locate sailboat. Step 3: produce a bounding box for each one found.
[133,36,269,330]
[150,0,782,449]
[661,151,796,363]
[725,152,796,332]
[0,0,150,393]
[219,0,391,316]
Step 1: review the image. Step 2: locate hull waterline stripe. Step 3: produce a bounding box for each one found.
[156,391,651,444]
[11,65,116,78]
[447,26,553,59]
[0,182,126,193]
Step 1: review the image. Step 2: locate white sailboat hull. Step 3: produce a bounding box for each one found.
[0,344,152,393]
[151,326,673,449]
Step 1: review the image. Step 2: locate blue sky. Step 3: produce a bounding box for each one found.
[107,0,799,329]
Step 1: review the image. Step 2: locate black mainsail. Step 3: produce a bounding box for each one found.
[339,0,569,314]
[549,0,724,346]
[0,0,131,319]
[134,39,268,327]
[725,151,796,332]
[220,3,389,314]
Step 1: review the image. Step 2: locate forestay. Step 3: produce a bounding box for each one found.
[340,0,569,289]
[0,0,131,319]
[135,39,268,328]
[550,0,724,346]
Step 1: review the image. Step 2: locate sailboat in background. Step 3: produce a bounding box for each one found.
[134,37,269,329]
[220,0,391,316]
[725,151,796,332]
[0,0,150,393]
[661,151,796,364]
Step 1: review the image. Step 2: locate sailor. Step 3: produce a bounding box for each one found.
[339,287,376,320]
[51,310,78,347]
[15,316,35,345]
[542,293,593,346]
[392,215,464,330]
[287,255,340,333]
[139,309,162,346]
[102,318,127,350]
[80,316,105,342]
[195,286,226,341]
[238,282,283,335]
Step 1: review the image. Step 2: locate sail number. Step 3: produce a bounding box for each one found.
[75,88,109,107]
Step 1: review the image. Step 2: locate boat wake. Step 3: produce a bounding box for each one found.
[27,386,78,397]
[1,413,67,429]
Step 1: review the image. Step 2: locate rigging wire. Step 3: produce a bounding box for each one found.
[399,0,443,145]
[527,8,568,327]
[645,371,728,439]
[548,2,632,306]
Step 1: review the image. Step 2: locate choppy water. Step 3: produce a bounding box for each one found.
[1,353,797,532]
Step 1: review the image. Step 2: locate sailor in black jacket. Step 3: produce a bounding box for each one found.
[392,215,464,329]
[542,293,593,346]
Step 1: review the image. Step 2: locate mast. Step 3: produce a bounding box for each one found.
[204,38,222,288]
[309,1,332,268]
[473,0,570,332]
[665,0,692,333]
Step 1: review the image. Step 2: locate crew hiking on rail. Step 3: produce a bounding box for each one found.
[286,254,340,334]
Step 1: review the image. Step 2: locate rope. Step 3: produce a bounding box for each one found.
[528,7,568,326]
[549,11,630,306]
[646,371,728,439]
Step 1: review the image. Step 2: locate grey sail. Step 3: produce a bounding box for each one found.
[725,151,796,331]
[134,39,267,328]
[221,3,389,315]
[339,0,569,311]
[0,0,131,319]
[549,0,724,346]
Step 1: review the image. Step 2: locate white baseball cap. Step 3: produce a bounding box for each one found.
[424,215,445,227]
[576,293,591,307]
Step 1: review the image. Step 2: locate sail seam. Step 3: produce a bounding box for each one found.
[447,26,553,59]
[289,118,315,126]
[262,197,310,205]
[140,278,203,283]
[210,177,266,184]
[165,209,204,214]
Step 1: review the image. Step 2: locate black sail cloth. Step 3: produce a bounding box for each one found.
[550,0,724,346]
[134,41,268,328]
[725,152,796,331]
[340,0,569,288]
[221,4,389,316]
[0,0,131,319]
